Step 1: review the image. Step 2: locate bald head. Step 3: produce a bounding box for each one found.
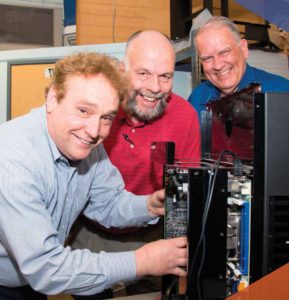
[124,30,175,67]
[123,30,175,123]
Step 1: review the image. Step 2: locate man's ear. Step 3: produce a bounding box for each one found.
[240,38,249,59]
[46,86,58,113]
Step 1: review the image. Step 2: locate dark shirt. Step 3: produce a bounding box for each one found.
[188,64,289,160]
[188,64,289,121]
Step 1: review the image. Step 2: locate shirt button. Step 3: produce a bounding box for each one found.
[130,144,135,149]
[131,129,135,133]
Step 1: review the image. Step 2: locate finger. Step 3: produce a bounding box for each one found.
[177,257,187,267]
[154,200,163,208]
[157,207,165,215]
[157,189,165,202]
[171,236,187,247]
[175,266,187,277]
[179,247,188,257]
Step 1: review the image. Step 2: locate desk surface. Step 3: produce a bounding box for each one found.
[111,292,160,300]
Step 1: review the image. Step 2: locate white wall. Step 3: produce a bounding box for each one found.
[0,43,126,124]
[0,0,63,8]
[0,42,193,124]
[248,49,289,80]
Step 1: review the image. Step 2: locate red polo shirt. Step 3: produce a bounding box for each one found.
[103,93,201,195]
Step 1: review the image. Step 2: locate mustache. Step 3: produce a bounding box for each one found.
[126,90,168,122]
[134,90,166,100]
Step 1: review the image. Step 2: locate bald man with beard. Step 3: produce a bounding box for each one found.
[72,30,200,298]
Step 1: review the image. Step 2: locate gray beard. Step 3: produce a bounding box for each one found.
[126,91,168,122]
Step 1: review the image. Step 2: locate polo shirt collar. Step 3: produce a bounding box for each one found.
[117,106,146,128]
[238,64,255,90]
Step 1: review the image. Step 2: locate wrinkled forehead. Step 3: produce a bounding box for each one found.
[195,26,236,51]
[127,45,175,74]
[196,24,238,46]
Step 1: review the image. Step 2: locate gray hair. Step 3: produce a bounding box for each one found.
[194,16,241,45]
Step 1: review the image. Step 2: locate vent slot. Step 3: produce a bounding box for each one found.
[269,196,289,271]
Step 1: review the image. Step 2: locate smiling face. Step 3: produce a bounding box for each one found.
[124,31,175,123]
[195,25,248,96]
[46,74,119,161]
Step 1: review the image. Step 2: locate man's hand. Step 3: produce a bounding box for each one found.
[146,188,165,217]
[134,237,187,277]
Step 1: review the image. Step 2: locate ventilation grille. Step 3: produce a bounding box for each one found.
[268,196,289,271]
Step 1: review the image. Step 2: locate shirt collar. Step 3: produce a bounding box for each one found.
[117,106,146,128]
[238,64,254,90]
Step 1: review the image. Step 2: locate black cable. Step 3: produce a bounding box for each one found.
[187,160,215,298]
[197,235,206,300]
[187,150,241,299]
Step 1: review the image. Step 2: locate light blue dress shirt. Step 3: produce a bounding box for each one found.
[0,106,156,295]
